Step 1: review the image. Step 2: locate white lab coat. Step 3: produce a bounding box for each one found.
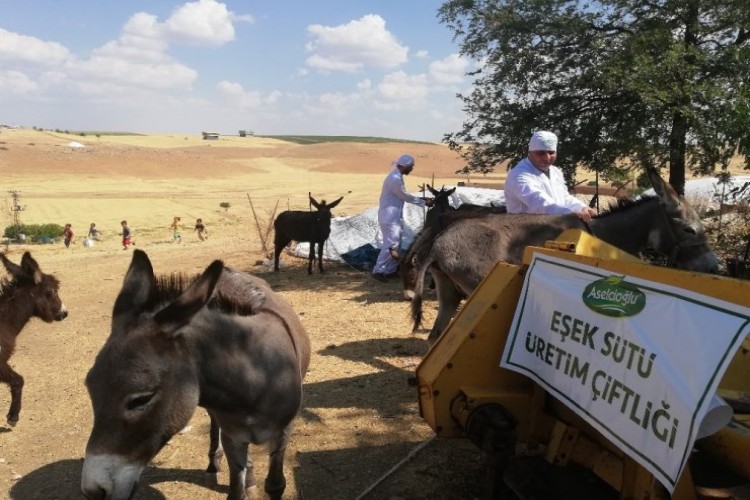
[504,157,586,214]
[374,168,425,274]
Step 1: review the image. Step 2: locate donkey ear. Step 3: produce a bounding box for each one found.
[328,196,344,210]
[112,250,156,333]
[647,168,680,209]
[20,252,43,284]
[154,260,224,336]
[427,184,438,196]
[447,187,457,196]
[310,196,321,210]
[0,253,23,279]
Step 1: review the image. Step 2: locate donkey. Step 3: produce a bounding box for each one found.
[410,169,719,345]
[274,195,343,274]
[81,250,310,500]
[0,251,67,427]
[400,185,506,300]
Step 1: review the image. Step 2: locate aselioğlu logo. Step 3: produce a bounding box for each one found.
[582,275,646,317]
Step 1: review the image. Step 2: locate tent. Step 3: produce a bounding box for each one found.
[291,186,506,270]
[291,175,750,270]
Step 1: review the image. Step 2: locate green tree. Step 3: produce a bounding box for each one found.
[439,0,750,194]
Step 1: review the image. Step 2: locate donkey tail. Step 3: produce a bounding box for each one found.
[410,258,431,333]
[411,293,423,333]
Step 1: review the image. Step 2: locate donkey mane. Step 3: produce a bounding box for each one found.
[153,273,198,303]
[0,277,13,299]
[595,195,658,219]
[153,271,267,316]
[0,273,60,298]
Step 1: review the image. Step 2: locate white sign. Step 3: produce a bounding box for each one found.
[500,253,750,493]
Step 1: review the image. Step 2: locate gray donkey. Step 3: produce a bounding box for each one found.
[81,250,310,500]
[410,169,718,345]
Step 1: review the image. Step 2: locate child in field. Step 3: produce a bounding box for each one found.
[170,216,182,243]
[62,224,74,248]
[88,223,102,241]
[194,218,209,241]
[120,220,134,250]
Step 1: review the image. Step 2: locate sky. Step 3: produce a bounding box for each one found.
[0,0,477,142]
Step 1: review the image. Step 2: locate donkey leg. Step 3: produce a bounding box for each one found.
[317,241,325,274]
[427,271,463,346]
[205,412,224,474]
[220,432,253,500]
[273,237,290,272]
[264,425,292,500]
[0,360,23,426]
[307,244,315,275]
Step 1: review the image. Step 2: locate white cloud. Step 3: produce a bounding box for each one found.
[217,80,263,108]
[72,56,198,91]
[267,90,282,104]
[0,70,40,94]
[429,53,470,85]
[60,1,248,92]
[0,28,72,65]
[416,50,429,59]
[163,0,238,46]
[305,14,408,73]
[377,71,429,105]
[357,79,371,92]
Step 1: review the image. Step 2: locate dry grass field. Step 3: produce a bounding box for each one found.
[2,129,747,500]
[0,129,491,499]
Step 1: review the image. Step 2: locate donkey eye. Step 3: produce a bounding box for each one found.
[125,392,155,412]
[683,227,697,235]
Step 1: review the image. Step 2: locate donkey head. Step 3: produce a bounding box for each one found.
[426,185,457,212]
[647,169,719,273]
[82,250,223,500]
[310,195,343,238]
[1,251,67,322]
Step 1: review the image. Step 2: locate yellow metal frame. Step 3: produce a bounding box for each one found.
[416,229,750,498]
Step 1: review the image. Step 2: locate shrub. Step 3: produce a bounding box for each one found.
[220,202,231,212]
[3,223,64,243]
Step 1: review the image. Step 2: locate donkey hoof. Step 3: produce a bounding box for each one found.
[6,415,18,427]
[202,471,219,487]
[264,477,286,500]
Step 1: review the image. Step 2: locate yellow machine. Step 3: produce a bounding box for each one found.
[417,230,750,499]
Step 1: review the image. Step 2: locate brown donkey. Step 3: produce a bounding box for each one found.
[82,250,310,500]
[0,251,68,427]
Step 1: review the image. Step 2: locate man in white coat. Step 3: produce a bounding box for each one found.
[504,131,597,222]
[373,154,429,280]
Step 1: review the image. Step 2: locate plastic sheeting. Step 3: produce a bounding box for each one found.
[292,186,506,269]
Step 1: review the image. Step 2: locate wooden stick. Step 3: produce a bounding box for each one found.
[246,193,268,253]
[262,200,279,255]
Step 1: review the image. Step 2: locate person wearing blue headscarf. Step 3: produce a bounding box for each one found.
[373,154,429,280]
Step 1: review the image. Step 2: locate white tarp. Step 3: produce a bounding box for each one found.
[501,253,749,493]
[292,186,505,268]
[292,175,750,269]
[68,141,86,149]
[642,176,750,204]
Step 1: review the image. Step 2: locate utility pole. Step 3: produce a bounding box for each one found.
[8,190,26,227]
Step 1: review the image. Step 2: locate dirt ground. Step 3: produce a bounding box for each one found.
[0,129,493,499]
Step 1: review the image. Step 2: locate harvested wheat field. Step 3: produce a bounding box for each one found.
[0,129,496,500]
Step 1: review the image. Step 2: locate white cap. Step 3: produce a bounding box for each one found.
[529,131,558,152]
